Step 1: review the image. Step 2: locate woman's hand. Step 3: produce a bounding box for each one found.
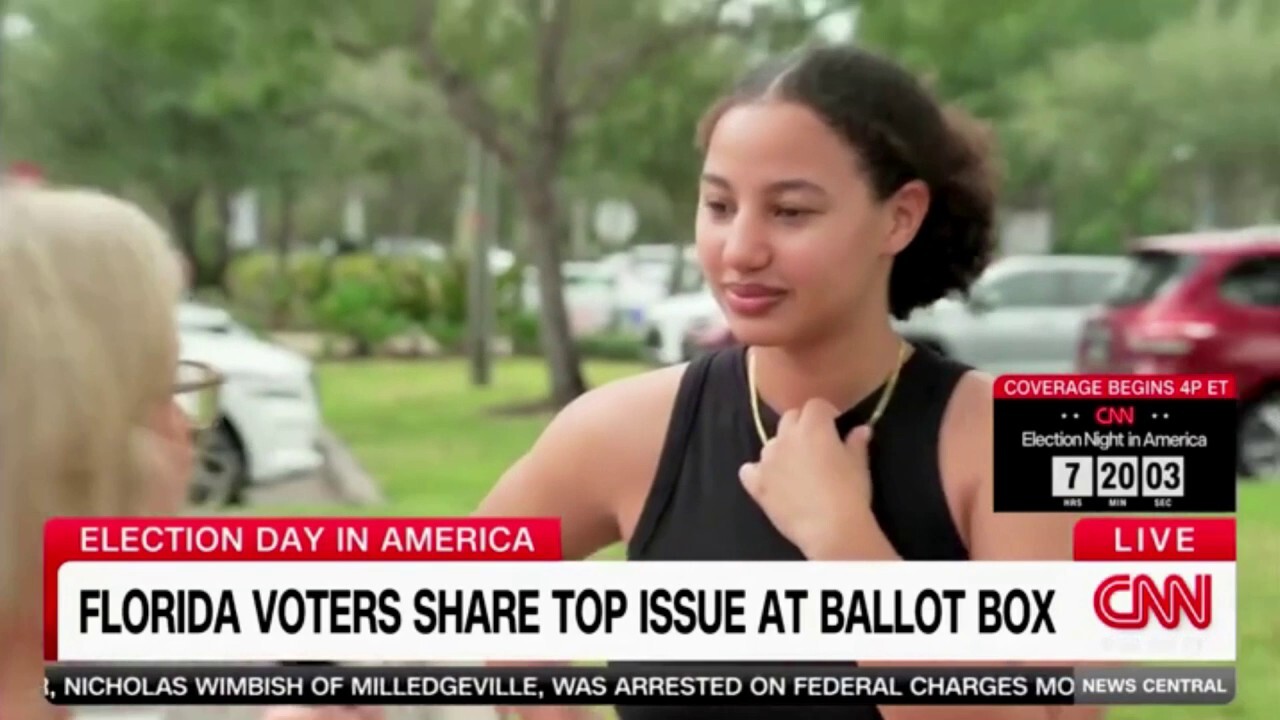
[739,399,895,560]
[260,707,382,720]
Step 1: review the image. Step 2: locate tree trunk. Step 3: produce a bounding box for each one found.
[520,177,587,407]
[276,180,296,262]
[668,238,688,295]
[209,187,233,290]
[274,178,298,327]
[163,190,201,283]
[1193,164,1220,230]
[0,0,9,167]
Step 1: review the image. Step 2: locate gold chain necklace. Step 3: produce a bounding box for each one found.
[747,340,909,446]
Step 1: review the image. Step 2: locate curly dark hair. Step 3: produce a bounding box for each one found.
[697,45,999,320]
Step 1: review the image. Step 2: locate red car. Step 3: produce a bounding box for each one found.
[1078,228,1280,479]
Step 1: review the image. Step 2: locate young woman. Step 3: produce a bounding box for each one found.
[480,46,1089,720]
[0,187,375,720]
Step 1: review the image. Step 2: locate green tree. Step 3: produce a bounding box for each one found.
[855,0,1199,205]
[327,0,829,405]
[1009,0,1280,249]
[3,0,339,281]
[570,36,746,250]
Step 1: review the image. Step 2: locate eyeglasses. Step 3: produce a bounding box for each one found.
[173,360,224,433]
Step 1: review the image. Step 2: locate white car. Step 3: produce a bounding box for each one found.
[176,303,325,506]
[602,246,703,334]
[369,236,516,275]
[643,289,722,365]
[894,255,1129,374]
[177,302,257,338]
[521,262,618,335]
[521,247,705,339]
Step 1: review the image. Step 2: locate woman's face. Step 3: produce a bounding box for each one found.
[695,101,913,349]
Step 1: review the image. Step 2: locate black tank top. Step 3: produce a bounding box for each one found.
[613,344,972,720]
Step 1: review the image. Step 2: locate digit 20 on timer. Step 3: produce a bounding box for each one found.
[1052,456,1185,506]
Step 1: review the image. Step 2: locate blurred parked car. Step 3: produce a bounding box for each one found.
[644,288,720,365]
[526,246,704,338]
[522,261,618,335]
[602,245,702,335]
[895,254,1128,374]
[370,236,516,274]
[1078,228,1280,479]
[681,311,735,360]
[177,302,258,338]
[177,302,325,506]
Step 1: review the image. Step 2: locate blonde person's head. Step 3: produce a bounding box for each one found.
[0,187,190,623]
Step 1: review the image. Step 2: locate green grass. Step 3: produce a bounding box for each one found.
[302,358,1277,719]
[316,357,646,519]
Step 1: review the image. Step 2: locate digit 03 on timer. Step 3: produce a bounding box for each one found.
[992,375,1237,513]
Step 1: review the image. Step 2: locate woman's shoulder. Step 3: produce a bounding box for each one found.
[557,361,690,429]
[477,362,694,555]
[940,368,1078,561]
[943,367,995,434]
[936,367,994,500]
[937,366,994,459]
[561,347,740,434]
[926,367,994,550]
[570,358,686,409]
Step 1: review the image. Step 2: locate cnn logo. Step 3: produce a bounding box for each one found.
[1093,574,1212,630]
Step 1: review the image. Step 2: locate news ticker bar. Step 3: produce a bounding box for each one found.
[45,664,1235,706]
[993,374,1238,514]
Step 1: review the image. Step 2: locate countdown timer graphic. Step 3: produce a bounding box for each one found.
[993,374,1237,513]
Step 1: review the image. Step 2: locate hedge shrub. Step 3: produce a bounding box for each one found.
[225,251,536,357]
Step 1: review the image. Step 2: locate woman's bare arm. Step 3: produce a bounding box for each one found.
[473,363,684,560]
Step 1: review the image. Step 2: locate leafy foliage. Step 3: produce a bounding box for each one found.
[5,0,1277,388]
[1006,0,1280,247]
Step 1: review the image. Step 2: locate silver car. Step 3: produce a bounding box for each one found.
[894,255,1129,375]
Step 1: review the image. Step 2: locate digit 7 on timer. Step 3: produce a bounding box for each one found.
[992,374,1237,514]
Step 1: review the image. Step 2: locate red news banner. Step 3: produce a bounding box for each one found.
[43,517,563,660]
[993,373,1238,513]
